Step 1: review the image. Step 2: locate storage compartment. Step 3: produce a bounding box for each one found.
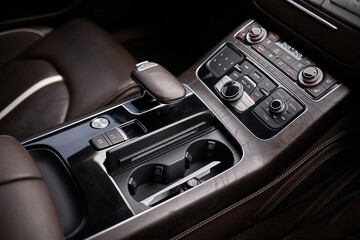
[128,139,235,206]
[110,118,243,213]
[28,148,85,238]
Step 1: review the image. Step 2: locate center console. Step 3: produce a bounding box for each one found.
[21,18,350,239]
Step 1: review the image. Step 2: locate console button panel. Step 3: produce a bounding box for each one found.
[207,45,243,78]
[89,120,147,150]
[90,127,128,150]
[253,88,304,129]
[197,43,305,139]
[235,21,340,100]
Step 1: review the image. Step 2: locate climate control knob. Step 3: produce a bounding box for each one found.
[221,81,243,101]
[246,26,267,43]
[269,99,286,115]
[298,66,323,87]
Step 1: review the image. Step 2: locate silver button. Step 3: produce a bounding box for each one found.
[230,92,255,113]
[91,117,109,129]
[241,92,255,107]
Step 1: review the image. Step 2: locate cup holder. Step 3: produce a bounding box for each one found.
[127,139,234,207]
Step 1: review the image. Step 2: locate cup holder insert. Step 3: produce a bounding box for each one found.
[127,139,234,206]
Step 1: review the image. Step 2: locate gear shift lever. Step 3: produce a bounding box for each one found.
[131,61,186,104]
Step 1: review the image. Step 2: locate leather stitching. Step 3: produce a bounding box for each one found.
[259,146,347,219]
[311,167,360,217]
[171,129,352,240]
[0,135,16,140]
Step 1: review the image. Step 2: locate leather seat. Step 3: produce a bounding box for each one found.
[0,19,139,140]
[0,135,63,240]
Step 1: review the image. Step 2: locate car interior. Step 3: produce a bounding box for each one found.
[0,0,359,239]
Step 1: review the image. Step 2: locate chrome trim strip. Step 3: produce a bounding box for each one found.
[141,161,221,206]
[135,61,159,71]
[286,0,338,30]
[0,75,63,120]
[0,28,47,37]
[116,127,129,140]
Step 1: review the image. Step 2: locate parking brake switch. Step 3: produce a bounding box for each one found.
[90,127,128,150]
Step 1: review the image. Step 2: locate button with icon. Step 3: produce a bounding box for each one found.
[105,129,125,144]
[90,134,109,150]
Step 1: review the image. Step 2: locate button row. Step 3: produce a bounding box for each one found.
[252,42,312,82]
[90,127,128,150]
[253,88,304,129]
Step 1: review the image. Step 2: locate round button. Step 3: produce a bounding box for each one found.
[246,26,267,43]
[298,66,323,87]
[269,99,286,115]
[249,27,262,37]
[302,67,318,81]
[221,81,243,101]
[91,117,109,129]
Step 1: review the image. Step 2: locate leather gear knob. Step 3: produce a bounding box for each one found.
[131,61,186,104]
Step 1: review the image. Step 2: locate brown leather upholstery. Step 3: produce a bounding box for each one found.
[0,135,63,240]
[0,19,139,140]
[0,27,52,67]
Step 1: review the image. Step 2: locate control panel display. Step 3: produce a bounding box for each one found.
[275,41,303,60]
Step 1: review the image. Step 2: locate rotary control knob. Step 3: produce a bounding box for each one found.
[298,66,323,87]
[221,81,243,101]
[246,26,267,43]
[269,99,286,115]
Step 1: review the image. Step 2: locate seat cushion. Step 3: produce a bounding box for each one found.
[0,19,139,140]
[0,135,63,240]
